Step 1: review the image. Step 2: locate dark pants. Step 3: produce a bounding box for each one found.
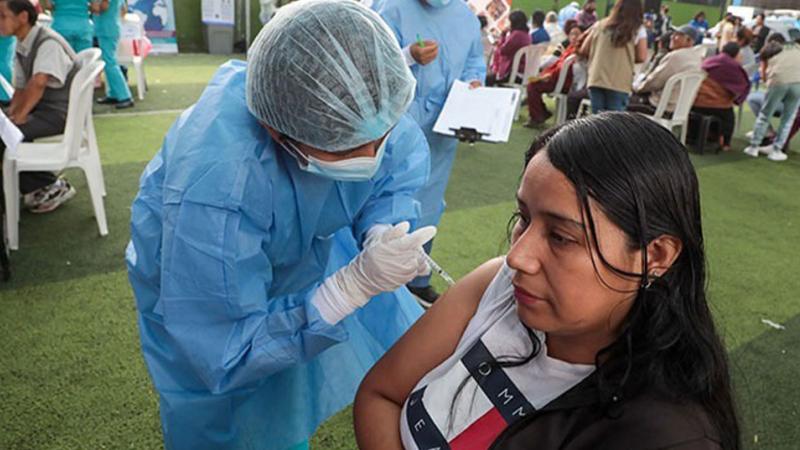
[691,106,735,146]
[589,87,630,113]
[486,72,510,86]
[527,76,558,122]
[1,108,64,194]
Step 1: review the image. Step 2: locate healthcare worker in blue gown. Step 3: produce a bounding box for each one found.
[125,1,435,449]
[91,0,134,108]
[377,0,486,306]
[44,0,94,53]
[0,35,13,103]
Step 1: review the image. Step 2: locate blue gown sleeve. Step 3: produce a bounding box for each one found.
[128,137,348,397]
[352,116,430,242]
[460,26,488,84]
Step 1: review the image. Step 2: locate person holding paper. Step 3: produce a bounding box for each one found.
[126,1,435,449]
[0,0,78,213]
[91,0,133,109]
[377,0,486,307]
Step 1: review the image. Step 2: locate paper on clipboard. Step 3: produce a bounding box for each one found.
[0,108,23,159]
[433,80,519,143]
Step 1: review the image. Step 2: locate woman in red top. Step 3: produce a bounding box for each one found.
[486,10,531,86]
[524,23,582,127]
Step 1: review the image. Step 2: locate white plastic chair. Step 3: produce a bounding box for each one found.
[547,54,576,125]
[117,13,146,101]
[644,70,706,144]
[3,60,107,250]
[76,48,102,67]
[0,74,13,98]
[736,62,759,133]
[502,43,549,120]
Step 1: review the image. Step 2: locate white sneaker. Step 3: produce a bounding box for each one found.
[745,131,754,140]
[22,187,46,208]
[28,178,76,213]
[743,146,760,157]
[767,150,788,162]
[757,144,774,155]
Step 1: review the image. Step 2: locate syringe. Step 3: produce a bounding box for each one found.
[421,253,456,286]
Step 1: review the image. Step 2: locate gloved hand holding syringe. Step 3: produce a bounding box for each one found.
[421,252,455,286]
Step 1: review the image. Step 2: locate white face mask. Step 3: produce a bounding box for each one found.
[280,133,389,182]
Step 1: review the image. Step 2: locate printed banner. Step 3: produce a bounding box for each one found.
[202,0,236,26]
[128,0,178,54]
[468,0,512,37]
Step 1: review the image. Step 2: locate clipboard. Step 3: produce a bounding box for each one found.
[433,80,519,144]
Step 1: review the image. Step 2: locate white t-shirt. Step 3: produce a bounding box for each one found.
[400,261,595,450]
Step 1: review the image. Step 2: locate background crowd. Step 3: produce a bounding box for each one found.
[483,0,800,161]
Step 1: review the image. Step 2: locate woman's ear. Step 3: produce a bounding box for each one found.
[645,234,683,276]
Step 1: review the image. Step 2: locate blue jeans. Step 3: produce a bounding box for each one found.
[589,87,630,113]
[751,83,800,151]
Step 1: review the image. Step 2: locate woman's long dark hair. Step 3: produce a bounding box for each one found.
[495,113,740,449]
[605,0,643,47]
[508,10,529,32]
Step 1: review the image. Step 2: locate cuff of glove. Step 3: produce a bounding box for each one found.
[402,45,417,67]
[311,272,368,325]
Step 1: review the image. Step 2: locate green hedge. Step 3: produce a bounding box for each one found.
[512,0,729,27]
[172,0,730,53]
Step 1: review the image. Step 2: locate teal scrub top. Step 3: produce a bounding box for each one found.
[51,0,92,33]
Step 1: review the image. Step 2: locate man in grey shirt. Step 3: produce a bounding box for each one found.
[0,0,77,213]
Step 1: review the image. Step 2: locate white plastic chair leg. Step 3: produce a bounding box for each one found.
[86,120,106,197]
[3,160,19,250]
[735,103,743,134]
[680,122,688,145]
[135,60,145,101]
[83,164,108,237]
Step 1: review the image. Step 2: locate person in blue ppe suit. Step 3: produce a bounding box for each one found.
[125,1,435,449]
[91,0,133,108]
[377,0,486,306]
[43,0,93,52]
[0,34,13,103]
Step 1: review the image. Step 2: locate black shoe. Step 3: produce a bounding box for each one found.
[115,99,134,109]
[407,285,440,308]
[96,96,119,105]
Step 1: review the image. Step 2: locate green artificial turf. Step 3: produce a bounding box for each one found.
[1,53,799,449]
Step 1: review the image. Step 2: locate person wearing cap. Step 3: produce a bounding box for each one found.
[630,25,704,113]
[125,1,435,449]
[376,0,486,306]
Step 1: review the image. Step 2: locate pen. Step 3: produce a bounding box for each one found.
[421,253,455,286]
[416,33,425,48]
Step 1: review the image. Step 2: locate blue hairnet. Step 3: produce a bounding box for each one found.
[246,0,415,152]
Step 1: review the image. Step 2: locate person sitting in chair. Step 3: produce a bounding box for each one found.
[0,0,77,213]
[629,25,704,114]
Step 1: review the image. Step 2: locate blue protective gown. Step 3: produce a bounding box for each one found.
[126,60,429,450]
[377,0,485,285]
[0,35,14,102]
[51,0,93,53]
[94,0,132,101]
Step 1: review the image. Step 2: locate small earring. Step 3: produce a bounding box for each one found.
[643,271,660,289]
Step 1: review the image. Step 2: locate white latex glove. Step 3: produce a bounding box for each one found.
[312,222,436,324]
[362,223,392,249]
